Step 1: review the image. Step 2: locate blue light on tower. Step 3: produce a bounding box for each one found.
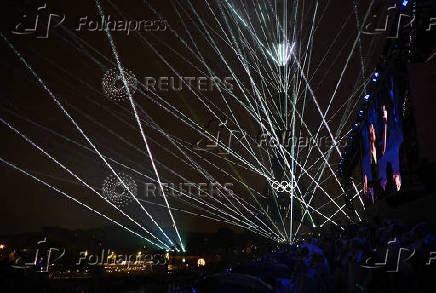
[401,0,409,8]
[372,72,380,82]
[363,94,370,102]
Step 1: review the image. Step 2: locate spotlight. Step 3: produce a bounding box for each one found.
[372,72,380,82]
[272,42,295,66]
[363,94,370,102]
[401,0,409,9]
[358,110,365,117]
[353,123,359,130]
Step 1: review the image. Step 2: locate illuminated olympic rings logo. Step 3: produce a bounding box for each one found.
[270,181,294,193]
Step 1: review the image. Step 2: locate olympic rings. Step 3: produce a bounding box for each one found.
[270,180,293,192]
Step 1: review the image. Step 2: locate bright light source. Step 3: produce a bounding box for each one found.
[197,258,206,267]
[271,42,295,66]
[0,244,5,249]
[363,94,370,102]
[402,0,409,8]
[372,72,380,82]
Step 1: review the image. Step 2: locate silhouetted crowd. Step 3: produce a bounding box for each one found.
[196,220,436,293]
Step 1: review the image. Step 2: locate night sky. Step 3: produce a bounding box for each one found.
[0,0,387,242]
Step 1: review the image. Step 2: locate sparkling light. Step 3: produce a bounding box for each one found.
[273,42,295,66]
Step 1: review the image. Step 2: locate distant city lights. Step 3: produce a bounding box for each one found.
[197,258,206,267]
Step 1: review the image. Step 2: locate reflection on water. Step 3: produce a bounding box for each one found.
[0,270,195,293]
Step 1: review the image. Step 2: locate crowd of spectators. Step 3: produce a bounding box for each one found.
[197,220,436,293]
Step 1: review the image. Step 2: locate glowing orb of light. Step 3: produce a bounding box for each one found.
[197,258,206,267]
[272,42,295,66]
[102,173,137,207]
[102,68,138,102]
